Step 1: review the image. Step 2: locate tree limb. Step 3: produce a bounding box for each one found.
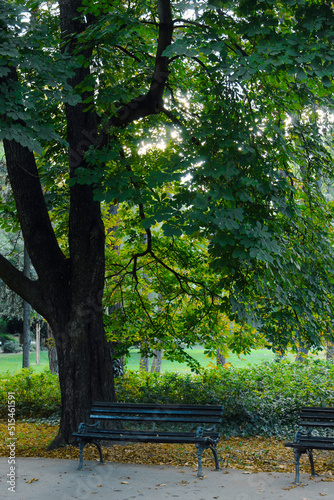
[108,0,174,129]
[0,254,50,317]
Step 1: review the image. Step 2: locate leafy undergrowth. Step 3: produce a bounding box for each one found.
[1,421,334,479]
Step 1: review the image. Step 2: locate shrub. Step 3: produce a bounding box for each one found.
[0,317,8,336]
[0,369,61,419]
[1,360,334,438]
[2,340,21,353]
[115,360,334,437]
[0,333,13,344]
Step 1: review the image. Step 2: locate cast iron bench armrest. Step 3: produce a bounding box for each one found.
[284,407,334,484]
[73,402,223,478]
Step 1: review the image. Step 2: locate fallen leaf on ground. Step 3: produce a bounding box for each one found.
[27,478,38,484]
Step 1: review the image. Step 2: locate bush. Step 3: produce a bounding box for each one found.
[115,360,334,437]
[1,360,334,437]
[0,333,13,344]
[0,317,8,336]
[2,340,21,353]
[0,369,61,419]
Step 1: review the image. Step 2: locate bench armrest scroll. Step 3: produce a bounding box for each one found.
[196,426,215,438]
[77,421,100,434]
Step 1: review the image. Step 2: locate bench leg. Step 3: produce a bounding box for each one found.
[306,449,317,476]
[209,445,220,471]
[92,440,104,465]
[77,440,104,470]
[78,440,85,470]
[293,448,302,484]
[196,443,204,477]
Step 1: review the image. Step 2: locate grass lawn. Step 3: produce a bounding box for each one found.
[0,351,49,374]
[125,347,281,372]
[0,347,325,375]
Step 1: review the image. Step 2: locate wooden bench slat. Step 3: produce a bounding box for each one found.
[89,414,221,423]
[73,432,220,444]
[299,421,334,427]
[73,429,220,438]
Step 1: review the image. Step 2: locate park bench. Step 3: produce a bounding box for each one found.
[73,402,223,477]
[285,407,334,483]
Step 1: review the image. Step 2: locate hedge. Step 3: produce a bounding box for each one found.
[1,360,334,437]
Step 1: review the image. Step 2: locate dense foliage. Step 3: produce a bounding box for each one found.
[2,360,334,437]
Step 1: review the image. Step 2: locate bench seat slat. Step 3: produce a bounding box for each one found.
[285,440,334,451]
[74,429,219,438]
[73,431,220,444]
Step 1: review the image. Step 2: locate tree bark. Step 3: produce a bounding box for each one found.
[46,324,58,375]
[295,346,309,362]
[217,348,226,368]
[49,308,115,448]
[326,342,334,361]
[140,351,150,372]
[151,346,163,373]
[22,245,31,368]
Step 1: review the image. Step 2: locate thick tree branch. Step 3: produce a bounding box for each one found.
[59,0,106,297]
[109,0,173,129]
[0,254,50,317]
[0,64,68,302]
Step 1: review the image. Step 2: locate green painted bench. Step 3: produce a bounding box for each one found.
[285,407,334,483]
[73,402,223,477]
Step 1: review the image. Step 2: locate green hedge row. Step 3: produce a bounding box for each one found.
[1,360,334,436]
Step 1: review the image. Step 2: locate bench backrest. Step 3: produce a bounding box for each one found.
[90,402,223,424]
[299,407,334,427]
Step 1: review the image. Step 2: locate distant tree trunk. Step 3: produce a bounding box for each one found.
[46,323,58,374]
[36,322,40,364]
[151,346,163,373]
[295,347,309,362]
[217,347,226,367]
[326,342,334,361]
[22,245,31,368]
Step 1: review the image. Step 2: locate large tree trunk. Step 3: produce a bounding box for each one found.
[217,348,226,368]
[49,309,115,448]
[295,346,309,362]
[151,347,163,373]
